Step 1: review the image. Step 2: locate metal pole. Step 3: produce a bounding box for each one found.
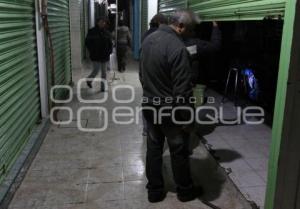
[115,0,118,45]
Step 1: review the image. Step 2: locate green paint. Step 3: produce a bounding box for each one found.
[0,0,40,184]
[188,0,286,21]
[46,0,72,99]
[159,0,188,14]
[159,0,286,20]
[264,0,297,208]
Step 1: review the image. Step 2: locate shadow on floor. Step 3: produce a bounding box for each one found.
[214,149,243,163]
[161,123,243,202]
[144,112,243,203]
[192,121,243,164]
[163,155,226,202]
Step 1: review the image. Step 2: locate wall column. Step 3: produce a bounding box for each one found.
[265,0,300,208]
[70,0,83,71]
[35,0,49,118]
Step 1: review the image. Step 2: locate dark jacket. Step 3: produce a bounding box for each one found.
[116,26,132,46]
[86,27,113,62]
[140,25,193,106]
[141,27,158,43]
[184,26,222,57]
[184,26,222,84]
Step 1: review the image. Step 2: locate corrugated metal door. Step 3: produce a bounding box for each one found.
[47,0,71,99]
[0,0,40,181]
[141,0,148,35]
[188,0,287,21]
[158,0,187,15]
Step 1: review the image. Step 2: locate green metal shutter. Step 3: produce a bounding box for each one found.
[47,0,71,99]
[188,0,287,21]
[141,0,148,35]
[159,0,188,15]
[0,0,40,182]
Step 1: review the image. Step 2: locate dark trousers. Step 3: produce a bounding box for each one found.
[117,44,128,72]
[143,108,193,195]
[88,61,107,90]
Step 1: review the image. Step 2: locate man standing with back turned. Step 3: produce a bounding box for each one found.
[140,10,201,203]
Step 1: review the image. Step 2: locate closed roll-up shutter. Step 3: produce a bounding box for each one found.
[47,0,71,99]
[0,0,40,182]
[188,0,286,21]
[159,0,188,15]
[141,0,148,35]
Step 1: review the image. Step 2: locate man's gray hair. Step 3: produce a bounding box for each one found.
[169,10,201,29]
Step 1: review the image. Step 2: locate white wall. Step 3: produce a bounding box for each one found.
[35,0,48,117]
[89,0,95,28]
[148,0,158,29]
[69,0,82,70]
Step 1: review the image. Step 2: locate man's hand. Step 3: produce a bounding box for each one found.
[213,21,218,27]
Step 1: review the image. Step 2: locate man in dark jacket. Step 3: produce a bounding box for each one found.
[140,10,200,203]
[85,18,113,92]
[142,13,168,43]
[141,13,168,137]
[184,21,222,85]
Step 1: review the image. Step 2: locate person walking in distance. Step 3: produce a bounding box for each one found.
[85,18,113,92]
[116,20,132,72]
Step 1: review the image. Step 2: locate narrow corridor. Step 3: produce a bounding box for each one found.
[8,61,251,209]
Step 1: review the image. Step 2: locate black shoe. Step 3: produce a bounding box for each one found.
[100,85,106,92]
[119,66,126,73]
[177,187,203,202]
[177,192,197,202]
[87,81,92,88]
[148,192,166,203]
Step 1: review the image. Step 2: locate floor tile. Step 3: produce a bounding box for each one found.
[43,183,86,206]
[124,181,147,200]
[229,170,266,188]
[122,153,145,167]
[59,120,88,128]
[8,183,48,208]
[121,142,146,154]
[85,200,124,209]
[256,170,268,182]
[86,182,125,202]
[88,153,123,168]
[245,158,269,171]
[123,165,146,181]
[220,159,252,173]
[240,186,266,207]
[236,145,265,159]
[88,167,123,183]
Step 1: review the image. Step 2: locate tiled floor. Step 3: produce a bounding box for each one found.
[202,90,271,208]
[7,60,253,209]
